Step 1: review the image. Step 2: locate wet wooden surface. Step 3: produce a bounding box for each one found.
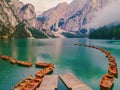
[60,73,92,90]
[37,75,58,90]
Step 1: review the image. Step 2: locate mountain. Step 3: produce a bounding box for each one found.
[37,2,68,38]
[9,0,38,28]
[39,2,68,29]
[38,0,108,37]
[38,2,68,30]
[0,0,48,39]
[64,0,108,31]
[0,0,18,39]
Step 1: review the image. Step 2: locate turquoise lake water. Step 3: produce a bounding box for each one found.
[0,38,120,90]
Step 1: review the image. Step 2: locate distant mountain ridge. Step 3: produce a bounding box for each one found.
[38,0,108,37]
[0,0,110,39]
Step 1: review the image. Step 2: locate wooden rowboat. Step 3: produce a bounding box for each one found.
[108,56,116,62]
[35,62,54,68]
[108,66,118,76]
[9,58,18,64]
[109,61,117,68]
[13,76,33,90]
[17,60,32,67]
[36,67,53,77]
[0,55,17,64]
[100,74,114,89]
[22,77,42,90]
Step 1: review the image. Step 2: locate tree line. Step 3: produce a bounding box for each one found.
[89,25,120,39]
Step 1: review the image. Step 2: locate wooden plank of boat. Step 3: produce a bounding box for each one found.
[13,76,33,90]
[35,62,54,68]
[17,60,32,67]
[36,75,58,90]
[108,66,118,76]
[0,55,11,60]
[108,56,116,62]
[34,77,43,82]
[36,67,53,78]
[22,80,41,90]
[9,58,18,64]
[104,51,110,55]
[100,74,114,89]
[22,77,42,90]
[60,73,92,90]
[109,61,117,68]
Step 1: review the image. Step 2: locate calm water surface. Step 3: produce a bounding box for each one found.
[0,38,120,90]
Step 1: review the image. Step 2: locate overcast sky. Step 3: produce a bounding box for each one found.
[86,0,120,28]
[19,0,73,15]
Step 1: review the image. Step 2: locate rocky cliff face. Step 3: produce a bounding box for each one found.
[0,0,18,27]
[39,0,108,35]
[9,0,38,28]
[38,2,68,31]
[64,0,108,31]
[19,4,38,28]
[0,0,18,39]
[8,0,24,21]
[0,0,48,39]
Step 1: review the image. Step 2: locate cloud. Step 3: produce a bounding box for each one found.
[87,0,120,29]
[19,0,73,15]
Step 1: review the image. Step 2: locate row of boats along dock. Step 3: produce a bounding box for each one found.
[0,55,32,67]
[0,54,92,90]
[0,42,118,90]
[74,43,118,89]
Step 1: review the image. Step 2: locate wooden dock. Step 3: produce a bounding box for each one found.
[60,73,92,90]
[36,75,58,90]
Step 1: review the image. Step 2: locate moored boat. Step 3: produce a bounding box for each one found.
[36,67,53,77]
[109,61,117,68]
[104,51,110,55]
[108,66,118,76]
[9,58,17,64]
[35,62,54,68]
[0,55,11,60]
[13,76,33,90]
[22,77,42,90]
[100,74,114,89]
[17,60,32,67]
[0,55,17,64]
[106,54,111,58]
[108,56,116,62]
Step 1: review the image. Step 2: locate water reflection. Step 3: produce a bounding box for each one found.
[0,39,120,90]
[0,39,36,61]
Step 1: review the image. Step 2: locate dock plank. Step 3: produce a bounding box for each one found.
[36,75,58,90]
[60,73,92,90]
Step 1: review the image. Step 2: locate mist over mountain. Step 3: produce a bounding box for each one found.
[38,0,111,37]
[86,0,120,29]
